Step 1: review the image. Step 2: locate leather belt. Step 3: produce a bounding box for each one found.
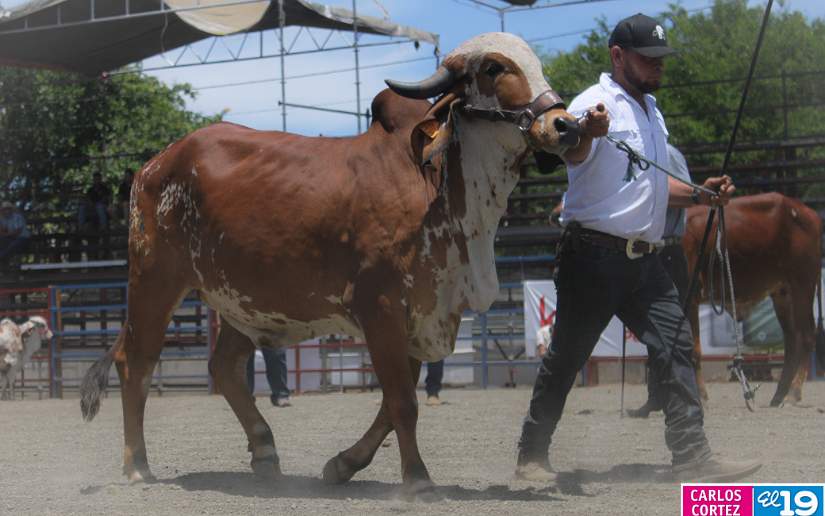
[577,228,659,259]
[661,236,682,247]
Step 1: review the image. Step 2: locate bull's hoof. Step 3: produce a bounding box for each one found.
[769,397,784,408]
[251,457,282,480]
[322,453,357,485]
[401,479,441,502]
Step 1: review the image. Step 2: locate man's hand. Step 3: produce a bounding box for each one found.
[579,103,609,138]
[563,103,609,164]
[700,175,735,206]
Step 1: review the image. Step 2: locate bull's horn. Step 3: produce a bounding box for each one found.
[385,66,455,100]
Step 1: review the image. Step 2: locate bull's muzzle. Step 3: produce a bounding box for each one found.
[553,116,581,148]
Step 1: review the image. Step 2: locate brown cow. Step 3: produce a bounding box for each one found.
[78,33,588,495]
[684,192,822,407]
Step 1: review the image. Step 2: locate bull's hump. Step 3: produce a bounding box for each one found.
[371,90,430,133]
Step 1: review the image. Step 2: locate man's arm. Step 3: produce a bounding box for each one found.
[563,103,609,165]
[668,175,736,207]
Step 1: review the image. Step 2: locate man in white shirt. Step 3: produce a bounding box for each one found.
[515,14,760,483]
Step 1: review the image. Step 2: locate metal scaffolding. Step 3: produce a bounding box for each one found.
[0,0,440,134]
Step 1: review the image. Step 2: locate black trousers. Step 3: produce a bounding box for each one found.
[425,360,444,397]
[247,347,290,403]
[518,239,711,467]
[645,244,691,408]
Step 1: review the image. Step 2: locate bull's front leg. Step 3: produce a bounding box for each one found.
[350,277,432,496]
[323,357,422,484]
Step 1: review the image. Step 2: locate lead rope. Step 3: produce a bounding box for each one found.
[716,205,759,411]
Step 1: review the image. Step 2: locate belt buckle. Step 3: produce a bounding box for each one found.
[626,238,644,259]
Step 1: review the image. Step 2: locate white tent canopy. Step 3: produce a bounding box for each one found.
[0,0,438,76]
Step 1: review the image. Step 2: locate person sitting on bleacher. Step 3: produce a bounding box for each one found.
[0,201,30,266]
[79,172,112,232]
[116,169,134,225]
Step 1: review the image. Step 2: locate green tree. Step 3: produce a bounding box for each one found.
[0,67,221,214]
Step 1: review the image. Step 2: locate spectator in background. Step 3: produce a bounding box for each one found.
[424,360,444,406]
[117,169,134,224]
[79,172,111,232]
[0,201,30,265]
[247,347,291,408]
[535,324,552,358]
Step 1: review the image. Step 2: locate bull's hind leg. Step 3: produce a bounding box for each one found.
[787,282,817,404]
[210,318,281,479]
[770,287,802,406]
[687,300,709,401]
[115,276,187,483]
[323,357,422,484]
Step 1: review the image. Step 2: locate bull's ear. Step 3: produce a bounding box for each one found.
[411,92,458,165]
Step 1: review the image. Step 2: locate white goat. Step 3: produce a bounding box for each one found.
[0,316,52,400]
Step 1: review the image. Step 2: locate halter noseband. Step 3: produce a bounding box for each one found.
[460,90,565,133]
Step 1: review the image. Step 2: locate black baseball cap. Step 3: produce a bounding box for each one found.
[608,13,676,58]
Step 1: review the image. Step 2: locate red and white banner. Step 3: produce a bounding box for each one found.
[523,280,647,358]
[522,280,754,358]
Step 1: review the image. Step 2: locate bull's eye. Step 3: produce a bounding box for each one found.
[485,62,505,78]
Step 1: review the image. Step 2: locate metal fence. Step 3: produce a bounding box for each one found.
[2,273,821,399]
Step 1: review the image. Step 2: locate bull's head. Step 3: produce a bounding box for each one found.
[386,32,579,161]
[20,316,53,342]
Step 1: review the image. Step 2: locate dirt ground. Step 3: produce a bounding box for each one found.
[1,380,824,515]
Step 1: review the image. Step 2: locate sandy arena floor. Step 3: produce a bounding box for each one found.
[1,381,824,515]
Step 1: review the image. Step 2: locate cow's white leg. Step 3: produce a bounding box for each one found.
[323,357,422,484]
[116,275,186,483]
[210,317,281,479]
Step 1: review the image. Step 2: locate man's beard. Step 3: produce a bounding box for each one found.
[626,65,660,94]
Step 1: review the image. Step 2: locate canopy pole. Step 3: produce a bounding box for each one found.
[278,0,287,132]
[353,0,362,134]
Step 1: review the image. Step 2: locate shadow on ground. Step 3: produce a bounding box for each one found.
[163,472,565,502]
[79,464,672,501]
[555,463,673,495]
[80,472,566,503]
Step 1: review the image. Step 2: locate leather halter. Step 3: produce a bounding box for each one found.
[460,90,565,133]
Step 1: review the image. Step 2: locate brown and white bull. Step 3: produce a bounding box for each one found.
[684,193,823,407]
[79,33,596,494]
[0,316,52,400]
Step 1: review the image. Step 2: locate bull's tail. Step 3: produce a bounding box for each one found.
[80,341,118,422]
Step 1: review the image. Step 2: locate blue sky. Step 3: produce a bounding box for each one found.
[6,0,825,135]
